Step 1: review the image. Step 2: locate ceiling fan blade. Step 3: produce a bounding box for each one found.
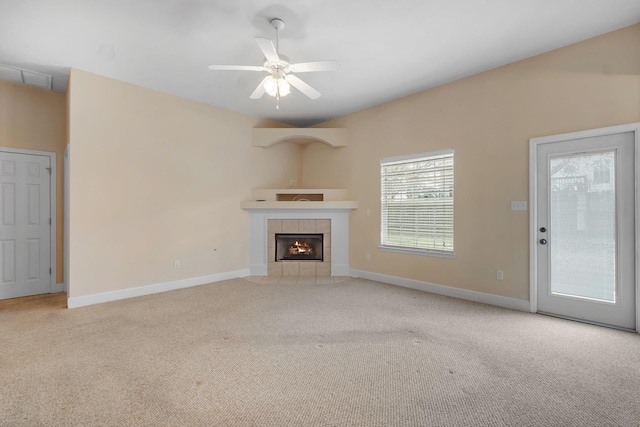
[208,65,266,71]
[290,60,339,73]
[250,76,271,99]
[285,74,321,99]
[255,38,280,63]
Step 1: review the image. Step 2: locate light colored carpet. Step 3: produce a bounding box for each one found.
[1,277,639,426]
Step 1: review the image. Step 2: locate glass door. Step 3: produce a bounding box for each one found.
[536,132,635,330]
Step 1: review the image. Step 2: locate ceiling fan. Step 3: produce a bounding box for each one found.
[208,18,339,106]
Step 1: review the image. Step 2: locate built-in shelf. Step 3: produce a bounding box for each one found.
[241,188,358,210]
[253,128,347,148]
[276,193,324,201]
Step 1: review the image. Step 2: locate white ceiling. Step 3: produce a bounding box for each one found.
[1,0,639,127]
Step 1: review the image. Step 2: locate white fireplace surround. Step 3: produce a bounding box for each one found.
[243,189,358,276]
[246,209,352,276]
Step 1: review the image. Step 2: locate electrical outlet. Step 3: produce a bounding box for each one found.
[174,260,180,269]
[497,270,504,280]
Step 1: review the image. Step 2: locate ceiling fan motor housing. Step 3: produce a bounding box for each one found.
[264,55,291,74]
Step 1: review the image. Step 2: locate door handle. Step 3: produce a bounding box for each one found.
[539,239,547,245]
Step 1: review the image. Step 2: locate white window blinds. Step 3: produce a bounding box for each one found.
[380,150,454,253]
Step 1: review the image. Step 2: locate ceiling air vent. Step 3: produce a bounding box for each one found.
[0,64,52,90]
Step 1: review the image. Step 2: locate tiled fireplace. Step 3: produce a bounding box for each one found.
[241,189,358,277]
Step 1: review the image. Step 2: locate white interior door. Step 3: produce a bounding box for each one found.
[0,151,51,299]
[535,131,636,330]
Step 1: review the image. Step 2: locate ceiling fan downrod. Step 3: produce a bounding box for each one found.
[270,18,285,54]
[271,18,285,110]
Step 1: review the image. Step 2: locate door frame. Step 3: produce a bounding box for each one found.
[0,147,57,294]
[529,123,640,332]
[64,145,69,293]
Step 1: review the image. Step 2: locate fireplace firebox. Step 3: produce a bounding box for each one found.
[275,233,323,262]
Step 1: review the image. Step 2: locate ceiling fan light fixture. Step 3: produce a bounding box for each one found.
[264,76,290,97]
[278,78,291,96]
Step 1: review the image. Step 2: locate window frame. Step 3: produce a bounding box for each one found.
[379,149,455,259]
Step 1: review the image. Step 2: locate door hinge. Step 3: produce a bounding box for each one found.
[49,268,52,275]
[46,167,52,175]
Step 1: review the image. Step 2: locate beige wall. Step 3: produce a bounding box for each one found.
[67,69,299,298]
[303,24,640,301]
[0,79,67,283]
[46,23,640,302]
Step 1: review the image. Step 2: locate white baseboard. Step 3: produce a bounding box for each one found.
[67,269,250,309]
[349,269,530,312]
[67,267,529,311]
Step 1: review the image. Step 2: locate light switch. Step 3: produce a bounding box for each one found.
[511,201,527,211]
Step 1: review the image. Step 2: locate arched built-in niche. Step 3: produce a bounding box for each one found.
[252,128,346,148]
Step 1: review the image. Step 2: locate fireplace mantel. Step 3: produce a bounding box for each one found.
[241,201,358,210]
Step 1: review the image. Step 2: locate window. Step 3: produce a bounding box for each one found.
[380,150,454,257]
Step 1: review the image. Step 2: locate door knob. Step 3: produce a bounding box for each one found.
[539,239,547,245]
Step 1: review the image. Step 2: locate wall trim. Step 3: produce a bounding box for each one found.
[67,269,250,309]
[350,269,530,312]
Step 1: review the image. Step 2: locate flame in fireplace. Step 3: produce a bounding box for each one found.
[288,241,313,256]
